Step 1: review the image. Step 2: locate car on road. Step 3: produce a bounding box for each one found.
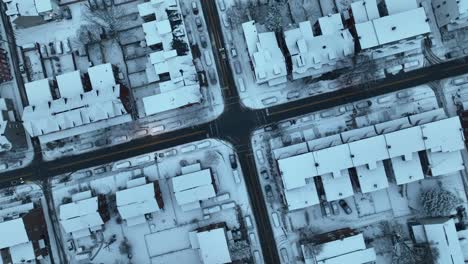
[264,184,274,201]
[191,1,199,14]
[208,68,217,84]
[229,154,237,169]
[219,47,226,59]
[330,201,340,215]
[260,169,269,180]
[195,17,203,31]
[280,248,290,263]
[234,60,242,74]
[199,34,207,48]
[62,6,72,20]
[321,200,331,217]
[339,199,352,214]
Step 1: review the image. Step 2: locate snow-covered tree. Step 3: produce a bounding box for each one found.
[82,3,127,40]
[420,188,462,217]
[226,2,248,26]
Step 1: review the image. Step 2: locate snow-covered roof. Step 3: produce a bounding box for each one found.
[427,150,464,176]
[25,78,52,105]
[87,63,116,89]
[384,126,425,159]
[305,233,376,264]
[356,7,430,49]
[349,135,389,169]
[355,161,389,193]
[318,14,344,35]
[10,242,35,263]
[412,218,464,264]
[56,70,84,98]
[172,168,216,208]
[384,0,418,15]
[0,98,13,153]
[34,0,53,13]
[321,171,354,201]
[284,182,320,211]
[277,152,317,190]
[242,21,287,86]
[0,218,29,249]
[351,0,380,23]
[22,82,129,139]
[314,144,353,177]
[142,20,172,47]
[143,84,201,116]
[390,153,424,185]
[116,182,159,223]
[196,228,231,264]
[421,116,464,152]
[284,21,355,80]
[432,0,466,27]
[59,196,104,234]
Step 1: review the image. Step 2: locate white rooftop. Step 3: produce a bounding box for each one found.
[172,168,216,208]
[196,228,231,264]
[318,14,344,35]
[284,181,320,211]
[87,63,116,89]
[25,78,52,105]
[142,19,172,47]
[384,0,418,15]
[56,70,84,98]
[142,84,202,116]
[34,0,53,13]
[390,153,425,185]
[277,152,317,190]
[421,116,465,152]
[0,218,28,249]
[116,182,159,224]
[59,196,104,234]
[384,126,425,159]
[351,0,380,23]
[349,135,389,169]
[10,242,35,263]
[314,144,353,177]
[321,171,354,201]
[355,162,389,193]
[242,21,287,86]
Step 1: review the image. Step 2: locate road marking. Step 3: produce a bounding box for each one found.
[49,130,207,172]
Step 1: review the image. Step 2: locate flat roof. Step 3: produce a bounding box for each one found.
[196,228,231,264]
[172,169,216,206]
[391,153,424,185]
[143,85,202,116]
[422,218,464,264]
[278,152,317,190]
[317,248,376,264]
[318,14,344,35]
[87,63,116,89]
[355,162,388,193]
[349,135,389,169]
[0,218,29,249]
[34,0,53,13]
[284,181,320,211]
[10,242,35,263]
[142,20,172,47]
[373,8,430,45]
[384,126,425,158]
[427,151,464,176]
[315,233,372,261]
[421,117,464,152]
[314,144,353,177]
[321,171,354,201]
[25,78,52,105]
[351,0,380,23]
[56,70,84,98]
[116,182,159,221]
[59,197,103,233]
[355,21,379,49]
[384,0,418,15]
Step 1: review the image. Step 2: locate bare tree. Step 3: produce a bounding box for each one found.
[420,187,462,217]
[82,3,128,40]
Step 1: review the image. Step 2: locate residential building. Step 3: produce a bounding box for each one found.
[275,109,465,210]
[172,162,216,211]
[138,0,202,117]
[0,97,27,153]
[351,0,431,58]
[284,14,354,80]
[242,20,287,86]
[432,0,468,29]
[189,225,232,264]
[3,0,59,28]
[59,191,109,239]
[0,47,11,83]
[411,218,465,264]
[21,65,132,144]
[0,207,51,263]
[116,177,164,226]
[301,229,376,264]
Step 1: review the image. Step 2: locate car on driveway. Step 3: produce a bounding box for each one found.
[330,201,340,215]
[191,1,199,14]
[339,199,352,214]
[195,17,203,31]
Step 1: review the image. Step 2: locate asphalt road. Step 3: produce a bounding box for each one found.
[2,2,468,264]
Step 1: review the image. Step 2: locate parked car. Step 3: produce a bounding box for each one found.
[237,77,246,92]
[218,0,226,11]
[234,60,242,74]
[330,201,340,215]
[264,184,274,201]
[62,6,72,20]
[191,1,199,14]
[221,13,230,28]
[208,68,217,84]
[199,35,207,48]
[229,154,237,169]
[203,50,212,66]
[195,17,203,31]
[339,199,352,214]
[321,201,331,217]
[260,169,269,180]
[230,47,237,58]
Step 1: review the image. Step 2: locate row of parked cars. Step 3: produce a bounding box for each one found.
[322,196,352,217]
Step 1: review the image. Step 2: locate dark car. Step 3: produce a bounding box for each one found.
[260,169,269,180]
[62,6,72,20]
[229,154,237,169]
[199,35,208,48]
[339,199,352,214]
[264,184,273,201]
[195,17,203,31]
